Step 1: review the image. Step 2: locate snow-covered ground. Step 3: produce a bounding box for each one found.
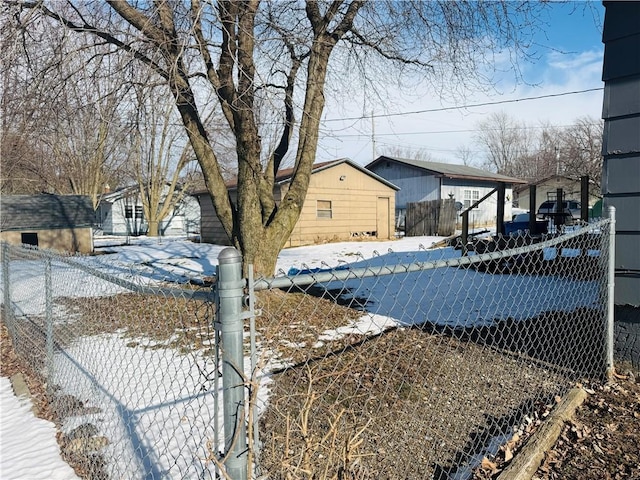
[1,231,604,478]
[1,235,444,479]
[0,377,79,480]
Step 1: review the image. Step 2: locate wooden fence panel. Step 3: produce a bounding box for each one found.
[406,199,456,236]
[438,199,456,236]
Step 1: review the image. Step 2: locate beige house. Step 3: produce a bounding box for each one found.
[194,158,399,247]
[513,175,601,212]
[0,195,95,253]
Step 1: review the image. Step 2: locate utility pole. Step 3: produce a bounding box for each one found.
[371,111,376,160]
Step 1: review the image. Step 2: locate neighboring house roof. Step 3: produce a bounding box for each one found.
[193,158,400,195]
[366,156,526,185]
[0,195,95,231]
[102,183,192,203]
[101,185,140,203]
[513,174,581,194]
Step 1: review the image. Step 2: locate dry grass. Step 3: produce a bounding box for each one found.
[258,326,571,479]
[55,291,216,353]
[3,287,606,480]
[255,289,363,365]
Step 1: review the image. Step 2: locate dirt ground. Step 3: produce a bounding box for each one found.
[533,366,640,480]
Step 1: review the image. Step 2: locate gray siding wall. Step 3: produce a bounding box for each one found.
[367,162,440,209]
[602,1,640,368]
[602,1,640,307]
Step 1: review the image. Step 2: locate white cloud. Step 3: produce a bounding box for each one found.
[547,49,603,71]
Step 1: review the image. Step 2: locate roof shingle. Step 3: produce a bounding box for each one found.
[367,156,526,184]
[0,195,95,231]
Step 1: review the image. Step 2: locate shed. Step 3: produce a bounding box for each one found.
[0,194,95,253]
[601,2,640,309]
[194,158,399,247]
[513,175,601,213]
[365,156,525,228]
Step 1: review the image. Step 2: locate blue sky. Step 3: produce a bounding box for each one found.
[534,2,603,52]
[316,1,606,166]
[525,1,604,84]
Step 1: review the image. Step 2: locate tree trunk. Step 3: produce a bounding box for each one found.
[235,229,286,278]
[147,220,159,237]
[234,39,334,277]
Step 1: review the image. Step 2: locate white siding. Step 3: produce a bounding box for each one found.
[441,185,513,225]
[99,189,201,236]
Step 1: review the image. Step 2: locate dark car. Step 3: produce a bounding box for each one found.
[536,200,581,224]
[503,213,548,236]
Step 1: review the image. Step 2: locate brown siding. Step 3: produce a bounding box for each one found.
[198,193,233,246]
[198,162,396,248]
[0,228,93,254]
[287,163,396,247]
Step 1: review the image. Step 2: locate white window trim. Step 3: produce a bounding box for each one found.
[463,189,480,210]
[317,200,333,219]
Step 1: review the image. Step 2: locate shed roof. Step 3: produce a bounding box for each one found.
[366,156,526,185]
[102,183,192,203]
[275,158,399,190]
[0,195,95,231]
[512,174,580,194]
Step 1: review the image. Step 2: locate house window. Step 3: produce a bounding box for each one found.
[463,189,480,209]
[124,205,133,219]
[317,200,332,219]
[135,206,143,219]
[21,232,38,247]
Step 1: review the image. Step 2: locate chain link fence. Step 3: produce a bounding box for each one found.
[1,213,615,480]
[251,216,615,479]
[0,243,225,479]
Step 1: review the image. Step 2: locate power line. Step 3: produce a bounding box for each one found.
[327,122,602,138]
[324,87,604,122]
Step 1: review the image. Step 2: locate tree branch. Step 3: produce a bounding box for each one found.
[18,0,170,80]
[191,0,235,130]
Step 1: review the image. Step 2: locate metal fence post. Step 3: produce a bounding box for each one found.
[217,247,248,480]
[45,257,55,386]
[2,243,11,326]
[606,206,616,379]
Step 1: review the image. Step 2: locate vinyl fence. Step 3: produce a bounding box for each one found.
[0,211,615,480]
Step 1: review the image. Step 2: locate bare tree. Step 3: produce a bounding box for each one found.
[379,146,435,162]
[1,9,131,205]
[474,111,534,177]
[44,83,132,208]
[130,85,197,237]
[455,145,478,167]
[474,113,603,186]
[560,116,603,187]
[1,11,56,194]
[531,121,564,180]
[12,1,552,274]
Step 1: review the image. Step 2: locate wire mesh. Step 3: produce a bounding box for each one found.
[1,244,222,480]
[0,218,612,480]
[252,221,612,479]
